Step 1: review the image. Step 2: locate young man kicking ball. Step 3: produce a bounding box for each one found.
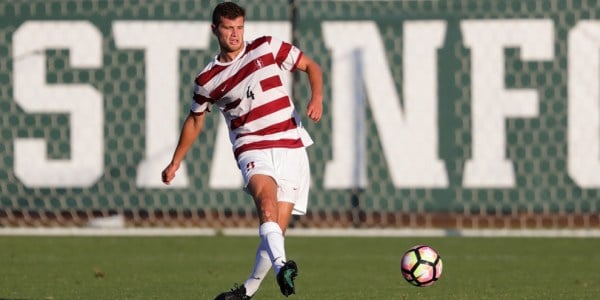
[161,2,324,298]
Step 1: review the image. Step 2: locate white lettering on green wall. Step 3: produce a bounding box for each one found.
[12,19,599,190]
[461,20,554,187]
[568,21,600,188]
[114,21,209,188]
[13,21,103,187]
[322,21,448,188]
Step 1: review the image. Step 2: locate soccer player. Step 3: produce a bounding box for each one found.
[160,1,323,299]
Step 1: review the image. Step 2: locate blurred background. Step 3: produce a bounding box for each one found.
[1,0,599,232]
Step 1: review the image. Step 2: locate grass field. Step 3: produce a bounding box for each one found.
[1,235,599,299]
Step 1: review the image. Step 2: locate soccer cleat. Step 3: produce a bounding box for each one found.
[214,283,252,300]
[276,260,298,297]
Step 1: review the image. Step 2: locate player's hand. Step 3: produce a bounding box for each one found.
[306,97,323,123]
[161,161,180,185]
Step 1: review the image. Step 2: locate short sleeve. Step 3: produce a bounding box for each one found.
[190,84,212,113]
[268,36,303,72]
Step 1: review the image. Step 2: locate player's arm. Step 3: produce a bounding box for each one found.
[161,111,206,184]
[295,54,323,123]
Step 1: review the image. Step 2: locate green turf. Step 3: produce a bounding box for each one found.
[1,235,599,299]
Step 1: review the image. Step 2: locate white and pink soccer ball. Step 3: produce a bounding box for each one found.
[401,245,443,287]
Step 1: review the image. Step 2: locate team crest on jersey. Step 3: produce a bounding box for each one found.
[255,58,263,69]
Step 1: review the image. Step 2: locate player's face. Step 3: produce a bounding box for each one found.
[214,16,245,56]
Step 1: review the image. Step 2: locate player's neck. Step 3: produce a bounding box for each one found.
[218,48,244,63]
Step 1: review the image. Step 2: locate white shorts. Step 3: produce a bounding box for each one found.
[237,147,310,215]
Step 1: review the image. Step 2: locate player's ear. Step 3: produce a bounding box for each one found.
[211,24,217,36]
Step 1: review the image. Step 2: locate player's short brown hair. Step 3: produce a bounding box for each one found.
[212,2,245,26]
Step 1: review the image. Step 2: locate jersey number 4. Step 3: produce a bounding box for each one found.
[246,86,255,100]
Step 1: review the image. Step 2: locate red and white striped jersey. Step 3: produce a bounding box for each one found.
[191,36,313,159]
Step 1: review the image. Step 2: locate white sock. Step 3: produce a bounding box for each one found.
[243,240,271,296]
[259,221,286,274]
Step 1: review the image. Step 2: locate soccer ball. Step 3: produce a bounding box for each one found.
[400,245,443,287]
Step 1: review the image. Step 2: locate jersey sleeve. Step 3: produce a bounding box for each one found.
[268,36,303,72]
[190,84,212,113]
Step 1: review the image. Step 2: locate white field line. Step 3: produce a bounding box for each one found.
[1,227,600,237]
